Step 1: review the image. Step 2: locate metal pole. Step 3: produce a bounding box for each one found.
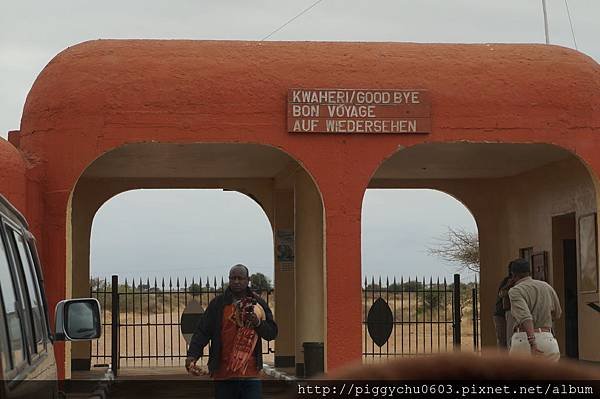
[453,274,461,351]
[111,275,119,377]
[542,0,550,44]
[472,287,478,350]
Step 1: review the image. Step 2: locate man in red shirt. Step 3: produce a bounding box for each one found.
[185,264,277,399]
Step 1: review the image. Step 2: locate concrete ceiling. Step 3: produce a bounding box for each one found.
[82,142,575,182]
[372,143,574,180]
[82,143,297,179]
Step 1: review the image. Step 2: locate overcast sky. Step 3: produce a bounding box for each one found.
[2,1,598,283]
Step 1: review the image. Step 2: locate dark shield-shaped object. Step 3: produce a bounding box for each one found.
[180,300,204,344]
[367,297,393,347]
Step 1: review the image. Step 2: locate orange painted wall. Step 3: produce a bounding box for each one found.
[0,137,26,214]
[6,40,600,378]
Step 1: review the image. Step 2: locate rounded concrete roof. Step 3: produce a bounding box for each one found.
[21,40,600,139]
[15,40,600,193]
[0,137,26,211]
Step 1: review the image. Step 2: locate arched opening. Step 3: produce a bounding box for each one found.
[86,188,274,371]
[90,189,274,281]
[362,189,478,279]
[361,142,599,361]
[67,142,326,376]
[362,188,479,359]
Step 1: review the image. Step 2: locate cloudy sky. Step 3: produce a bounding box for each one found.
[2,1,598,282]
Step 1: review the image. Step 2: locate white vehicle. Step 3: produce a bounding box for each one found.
[0,195,101,398]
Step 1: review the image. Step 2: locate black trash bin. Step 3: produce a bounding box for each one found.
[302,342,324,378]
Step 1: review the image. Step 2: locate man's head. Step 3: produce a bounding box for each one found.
[509,258,531,278]
[229,264,250,296]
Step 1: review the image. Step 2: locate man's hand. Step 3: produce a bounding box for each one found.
[185,356,196,372]
[185,356,203,376]
[248,312,261,328]
[529,340,544,356]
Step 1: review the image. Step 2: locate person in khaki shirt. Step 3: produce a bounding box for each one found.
[507,258,562,361]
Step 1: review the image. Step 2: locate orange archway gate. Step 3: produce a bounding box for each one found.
[3,40,600,378]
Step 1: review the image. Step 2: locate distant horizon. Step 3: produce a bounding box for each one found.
[89,272,479,287]
[88,270,478,283]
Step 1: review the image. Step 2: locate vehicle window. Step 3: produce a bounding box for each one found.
[26,240,52,346]
[13,230,46,353]
[0,231,26,370]
[3,228,35,359]
[0,295,9,372]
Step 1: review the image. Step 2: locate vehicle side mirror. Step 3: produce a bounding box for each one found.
[54,298,101,341]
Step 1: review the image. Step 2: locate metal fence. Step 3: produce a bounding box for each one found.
[90,273,480,372]
[362,274,480,360]
[90,275,274,373]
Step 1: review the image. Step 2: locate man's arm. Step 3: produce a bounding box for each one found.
[186,300,215,359]
[509,287,543,354]
[255,297,278,341]
[508,286,532,326]
[550,287,562,320]
[519,319,543,352]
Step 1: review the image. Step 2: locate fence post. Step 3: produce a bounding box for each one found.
[111,275,119,376]
[472,284,479,350]
[453,274,461,350]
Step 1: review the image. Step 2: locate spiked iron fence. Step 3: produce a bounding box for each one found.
[362,274,480,359]
[90,273,479,371]
[90,275,274,373]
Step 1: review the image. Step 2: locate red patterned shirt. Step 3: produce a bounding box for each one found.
[212,304,258,379]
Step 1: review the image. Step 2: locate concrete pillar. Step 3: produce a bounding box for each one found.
[294,170,325,376]
[70,190,97,371]
[273,190,295,368]
[551,213,576,352]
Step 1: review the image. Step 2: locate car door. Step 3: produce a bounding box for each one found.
[0,218,57,398]
[9,227,56,382]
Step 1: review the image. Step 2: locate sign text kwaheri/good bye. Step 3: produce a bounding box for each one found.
[288,89,431,134]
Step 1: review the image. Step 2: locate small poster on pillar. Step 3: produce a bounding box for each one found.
[276,230,294,271]
[532,251,548,282]
[579,213,598,293]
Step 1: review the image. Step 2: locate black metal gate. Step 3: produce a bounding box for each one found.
[90,275,274,374]
[91,273,479,372]
[362,274,480,359]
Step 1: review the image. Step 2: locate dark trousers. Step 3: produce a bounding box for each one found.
[215,379,262,399]
[493,315,507,348]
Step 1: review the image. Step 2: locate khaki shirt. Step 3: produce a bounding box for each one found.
[508,277,562,328]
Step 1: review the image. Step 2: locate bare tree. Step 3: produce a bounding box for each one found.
[427,227,479,273]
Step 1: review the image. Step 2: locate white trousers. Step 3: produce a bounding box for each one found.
[509,332,560,361]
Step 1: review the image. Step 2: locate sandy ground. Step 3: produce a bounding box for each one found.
[91,297,479,368]
[91,311,275,368]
